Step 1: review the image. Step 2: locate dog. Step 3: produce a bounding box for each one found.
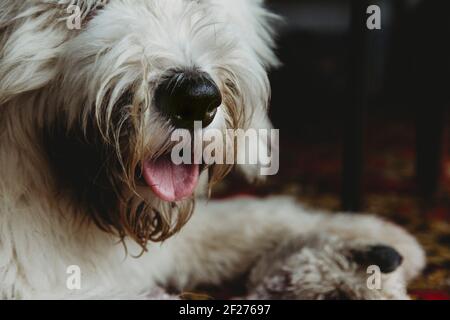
[0,0,425,299]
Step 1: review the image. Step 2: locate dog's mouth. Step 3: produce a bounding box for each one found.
[142,154,200,202]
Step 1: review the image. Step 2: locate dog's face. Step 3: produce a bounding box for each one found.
[24,0,279,248]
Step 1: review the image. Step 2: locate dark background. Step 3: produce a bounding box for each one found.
[214,0,450,299]
[265,0,450,211]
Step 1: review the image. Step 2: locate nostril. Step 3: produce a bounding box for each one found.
[154,71,222,129]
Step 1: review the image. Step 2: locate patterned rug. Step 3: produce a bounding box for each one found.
[211,177,450,300]
[184,113,450,300]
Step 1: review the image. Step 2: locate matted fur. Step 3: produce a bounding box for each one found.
[0,0,425,299]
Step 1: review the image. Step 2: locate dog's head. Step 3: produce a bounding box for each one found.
[0,0,278,248]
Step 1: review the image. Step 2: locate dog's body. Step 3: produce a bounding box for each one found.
[0,0,425,299]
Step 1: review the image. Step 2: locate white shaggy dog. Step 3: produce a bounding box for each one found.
[0,0,425,299]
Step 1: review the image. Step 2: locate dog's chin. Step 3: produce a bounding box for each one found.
[141,154,200,202]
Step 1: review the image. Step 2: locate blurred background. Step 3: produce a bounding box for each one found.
[212,0,450,299]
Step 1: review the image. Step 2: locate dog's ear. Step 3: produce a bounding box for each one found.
[213,0,280,181]
[0,2,65,105]
[211,0,281,69]
[0,1,105,105]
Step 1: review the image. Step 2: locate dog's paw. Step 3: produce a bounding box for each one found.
[350,244,404,274]
[245,235,410,300]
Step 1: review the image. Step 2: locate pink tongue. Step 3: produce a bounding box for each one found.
[142,156,199,202]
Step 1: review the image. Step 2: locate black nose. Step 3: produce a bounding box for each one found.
[154,71,222,129]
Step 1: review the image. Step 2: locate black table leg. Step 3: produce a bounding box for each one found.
[341,0,370,212]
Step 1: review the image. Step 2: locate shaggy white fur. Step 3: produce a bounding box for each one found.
[0,0,425,299]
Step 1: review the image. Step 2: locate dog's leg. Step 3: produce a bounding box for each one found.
[160,196,424,299]
[244,233,413,299]
[311,209,426,283]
